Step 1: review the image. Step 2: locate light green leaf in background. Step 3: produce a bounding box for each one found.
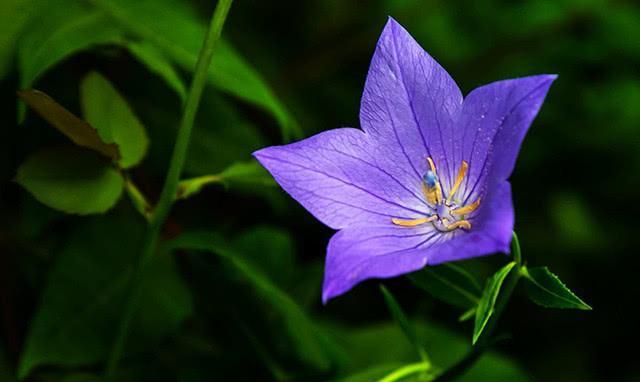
[522,266,591,310]
[473,262,517,345]
[408,263,482,309]
[0,0,38,79]
[328,320,532,382]
[80,71,149,168]
[18,210,193,379]
[379,286,429,363]
[17,89,120,160]
[91,0,301,140]
[14,0,300,139]
[17,0,124,90]
[230,225,295,287]
[331,364,404,382]
[15,147,124,215]
[458,307,476,322]
[177,160,275,200]
[185,91,265,175]
[125,40,188,103]
[169,232,335,371]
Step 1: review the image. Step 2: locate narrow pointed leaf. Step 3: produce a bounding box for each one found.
[18,0,123,90]
[125,40,187,102]
[408,263,482,309]
[473,262,517,344]
[17,90,120,160]
[80,71,149,168]
[15,147,124,215]
[91,0,301,140]
[458,308,476,322]
[327,320,532,382]
[0,0,37,78]
[523,266,591,310]
[17,212,192,379]
[379,285,428,362]
[169,232,335,370]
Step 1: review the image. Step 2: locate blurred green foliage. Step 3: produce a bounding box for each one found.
[1,0,637,381]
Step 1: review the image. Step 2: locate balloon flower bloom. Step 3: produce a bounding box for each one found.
[254,18,556,302]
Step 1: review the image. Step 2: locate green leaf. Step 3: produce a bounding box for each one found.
[408,263,482,309]
[91,0,301,140]
[17,89,120,160]
[125,40,187,102]
[326,320,532,382]
[522,266,591,310]
[15,147,124,215]
[379,286,428,363]
[177,160,275,199]
[331,364,405,382]
[230,225,295,287]
[18,210,193,379]
[473,262,517,345]
[169,232,334,371]
[0,0,38,78]
[185,92,265,175]
[17,0,124,90]
[458,307,476,322]
[80,71,149,168]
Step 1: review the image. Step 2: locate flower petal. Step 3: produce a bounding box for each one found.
[322,181,514,302]
[322,224,438,303]
[428,181,513,265]
[456,75,557,203]
[360,18,463,189]
[254,128,430,230]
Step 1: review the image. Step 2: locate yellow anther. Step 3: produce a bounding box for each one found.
[446,160,468,204]
[392,215,437,227]
[451,198,481,216]
[426,157,437,173]
[422,182,443,205]
[423,157,443,205]
[444,220,471,231]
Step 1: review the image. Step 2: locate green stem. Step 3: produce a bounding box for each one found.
[176,174,222,199]
[433,231,523,381]
[124,177,151,221]
[377,361,432,382]
[103,1,233,378]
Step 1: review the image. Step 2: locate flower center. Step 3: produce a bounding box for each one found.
[391,157,481,231]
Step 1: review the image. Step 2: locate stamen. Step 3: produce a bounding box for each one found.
[392,157,479,233]
[426,157,437,173]
[446,160,468,205]
[392,215,437,227]
[451,198,481,216]
[444,220,471,231]
[423,157,443,205]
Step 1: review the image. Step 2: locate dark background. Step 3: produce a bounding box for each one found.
[1,0,638,381]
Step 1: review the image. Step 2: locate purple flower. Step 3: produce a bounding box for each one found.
[254,18,556,302]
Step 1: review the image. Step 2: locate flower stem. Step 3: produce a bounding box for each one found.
[433,231,523,381]
[377,361,432,382]
[103,0,233,378]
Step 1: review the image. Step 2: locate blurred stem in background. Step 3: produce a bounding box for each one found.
[103,0,234,378]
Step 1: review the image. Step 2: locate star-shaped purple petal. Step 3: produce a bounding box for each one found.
[254,17,556,302]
